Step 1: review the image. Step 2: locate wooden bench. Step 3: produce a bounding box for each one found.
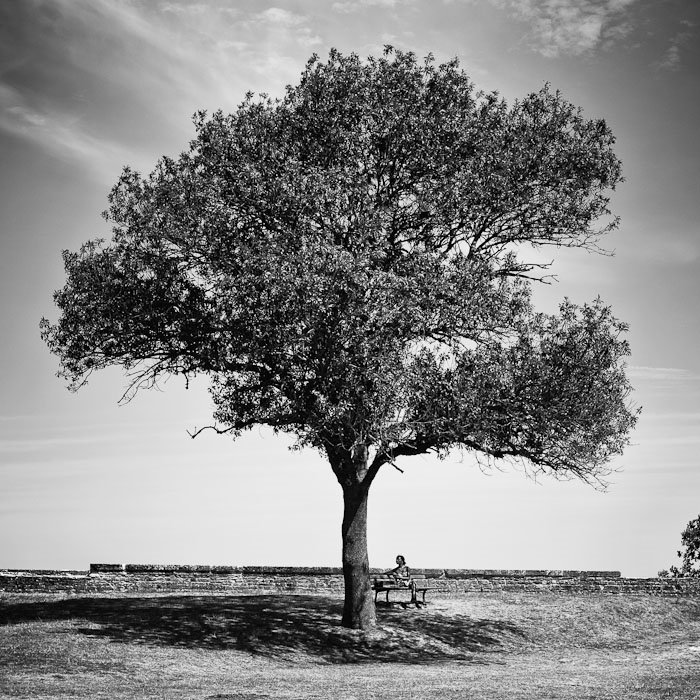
[371,575,435,605]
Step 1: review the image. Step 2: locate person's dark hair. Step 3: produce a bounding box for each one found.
[396,554,406,564]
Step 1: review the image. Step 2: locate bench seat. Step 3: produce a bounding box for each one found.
[371,575,436,604]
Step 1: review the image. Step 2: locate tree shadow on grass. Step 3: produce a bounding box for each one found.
[0,595,525,664]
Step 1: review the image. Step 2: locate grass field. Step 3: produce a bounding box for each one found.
[1,591,699,699]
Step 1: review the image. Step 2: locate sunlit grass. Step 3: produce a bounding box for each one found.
[1,592,699,699]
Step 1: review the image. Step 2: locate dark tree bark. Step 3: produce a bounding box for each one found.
[340,480,376,629]
[328,443,381,629]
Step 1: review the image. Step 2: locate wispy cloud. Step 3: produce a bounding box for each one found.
[333,0,411,13]
[0,435,117,454]
[641,411,700,424]
[0,82,131,181]
[158,1,209,15]
[491,0,639,57]
[255,7,306,26]
[0,1,326,180]
[656,20,696,72]
[658,43,682,72]
[627,366,700,382]
[250,7,322,49]
[0,0,205,179]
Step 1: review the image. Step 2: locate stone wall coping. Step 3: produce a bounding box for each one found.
[442,569,622,578]
[0,565,627,579]
[0,569,88,577]
[81,564,622,578]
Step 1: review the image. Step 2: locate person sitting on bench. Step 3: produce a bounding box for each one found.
[385,554,418,605]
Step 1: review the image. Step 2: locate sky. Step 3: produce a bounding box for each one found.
[1,0,699,578]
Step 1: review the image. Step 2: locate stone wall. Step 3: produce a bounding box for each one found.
[1,564,699,596]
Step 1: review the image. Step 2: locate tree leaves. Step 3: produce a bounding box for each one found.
[660,515,700,578]
[41,48,637,484]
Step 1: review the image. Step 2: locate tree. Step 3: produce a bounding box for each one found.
[41,48,638,630]
[659,514,700,578]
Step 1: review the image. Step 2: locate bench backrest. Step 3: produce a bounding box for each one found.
[372,574,427,585]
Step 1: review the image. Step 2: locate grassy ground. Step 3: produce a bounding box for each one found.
[1,591,699,699]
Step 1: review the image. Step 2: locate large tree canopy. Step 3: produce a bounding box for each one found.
[42,48,638,629]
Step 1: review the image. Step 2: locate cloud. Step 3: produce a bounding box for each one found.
[0,83,128,181]
[491,0,640,57]
[333,0,410,13]
[0,0,326,181]
[0,435,115,454]
[626,367,700,397]
[158,1,208,15]
[627,366,700,382]
[656,21,696,72]
[0,0,207,178]
[255,7,306,26]
[252,7,323,47]
[245,7,323,59]
[658,43,681,71]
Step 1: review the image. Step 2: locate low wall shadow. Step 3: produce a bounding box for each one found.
[0,595,525,664]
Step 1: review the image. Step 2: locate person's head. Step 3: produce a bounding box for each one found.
[395,554,406,566]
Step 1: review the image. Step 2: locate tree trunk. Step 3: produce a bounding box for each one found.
[340,481,377,629]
